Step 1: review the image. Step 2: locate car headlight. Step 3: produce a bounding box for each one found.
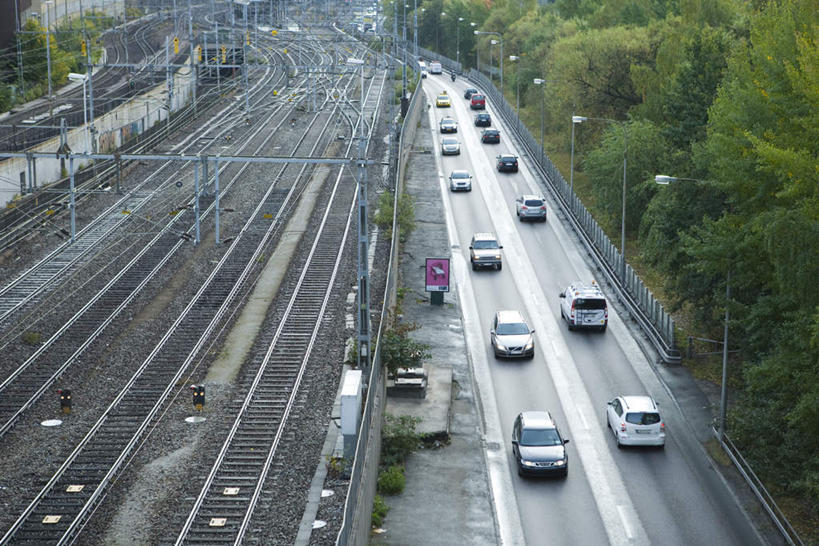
[554,459,566,466]
[494,254,501,260]
[521,460,537,467]
[495,341,507,351]
[524,340,534,350]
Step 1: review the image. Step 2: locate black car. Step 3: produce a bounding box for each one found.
[512,411,569,477]
[481,129,500,144]
[474,113,491,127]
[464,87,479,99]
[497,154,519,172]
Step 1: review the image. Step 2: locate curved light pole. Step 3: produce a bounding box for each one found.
[413,0,418,57]
[509,55,520,115]
[438,11,446,51]
[456,17,464,65]
[470,22,478,71]
[533,78,545,165]
[573,115,628,276]
[655,175,731,443]
[474,30,502,94]
[68,73,90,154]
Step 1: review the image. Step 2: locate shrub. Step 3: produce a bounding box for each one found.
[21,331,42,345]
[371,494,389,528]
[377,465,406,495]
[381,413,421,467]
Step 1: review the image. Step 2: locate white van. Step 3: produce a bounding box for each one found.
[418,60,427,78]
[429,61,442,74]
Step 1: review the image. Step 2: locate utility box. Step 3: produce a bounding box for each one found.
[340,369,362,436]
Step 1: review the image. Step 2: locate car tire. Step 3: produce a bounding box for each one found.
[561,468,568,478]
[471,262,477,271]
[497,263,502,271]
[616,433,623,449]
[517,465,524,477]
[600,324,607,333]
[567,321,574,331]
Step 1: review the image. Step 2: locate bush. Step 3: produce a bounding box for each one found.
[371,494,389,528]
[377,465,406,495]
[21,331,42,345]
[381,413,421,467]
[373,191,416,244]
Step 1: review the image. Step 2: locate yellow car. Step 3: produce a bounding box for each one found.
[436,93,451,108]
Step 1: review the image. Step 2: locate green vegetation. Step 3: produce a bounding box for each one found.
[387,0,819,533]
[381,413,422,468]
[380,313,431,378]
[374,189,416,243]
[0,11,115,111]
[371,494,389,528]
[377,464,406,494]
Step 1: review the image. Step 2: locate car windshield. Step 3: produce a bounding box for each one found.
[496,322,529,335]
[520,427,562,446]
[451,172,469,179]
[473,240,498,250]
[438,95,448,100]
[626,412,661,425]
[442,138,457,145]
[575,298,607,310]
[524,199,543,207]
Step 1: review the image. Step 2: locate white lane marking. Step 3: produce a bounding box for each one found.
[464,89,650,545]
[617,505,635,539]
[423,90,525,546]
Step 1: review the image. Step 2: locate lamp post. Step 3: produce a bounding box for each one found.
[573,115,628,276]
[470,22,478,71]
[456,17,464,65]
[413,0,418,57]
[655,175,730,442]
[509,55,520,116]
[533,78,545,165]
[44,1,54,118]
[474,31,502,95]
[68,73,90,154]
[438,11,446,51]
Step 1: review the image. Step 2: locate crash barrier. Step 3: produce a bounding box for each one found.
[465,68,680,364]
[713,429,803,545]
[335,68,425,546]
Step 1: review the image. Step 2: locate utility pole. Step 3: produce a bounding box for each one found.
[14,0,25,97]
[86,31,97,153]
[188,0,196,115]
[44,2,54,118]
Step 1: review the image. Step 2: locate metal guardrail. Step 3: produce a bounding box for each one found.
[713,428,803,545]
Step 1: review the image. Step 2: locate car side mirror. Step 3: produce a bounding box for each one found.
[468,245,473,249]
[559,293,565,298]
[490,329,495,335]
[530,329,535,334]
[563,439,570,444]
[607,401,613,406]
[512,439,518,446]
[498,245,503,249]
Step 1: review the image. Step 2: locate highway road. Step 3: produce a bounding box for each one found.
[420,74,763,545]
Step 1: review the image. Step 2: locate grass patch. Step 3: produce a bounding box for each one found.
[704,438,731,467]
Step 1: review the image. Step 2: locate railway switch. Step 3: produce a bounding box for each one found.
[191,385,205,410]
[58,389,72,414]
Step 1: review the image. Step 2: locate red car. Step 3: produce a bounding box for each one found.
[470,94,486,110]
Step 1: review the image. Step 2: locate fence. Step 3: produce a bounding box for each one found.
[335,63,425,546]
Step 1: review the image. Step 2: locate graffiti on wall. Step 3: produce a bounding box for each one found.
[99,130,117,153]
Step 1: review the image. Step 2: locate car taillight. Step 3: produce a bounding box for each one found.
[660,422,666,433]
[620,423,626,432]
[521,206,528,210]
[540,206,546,210]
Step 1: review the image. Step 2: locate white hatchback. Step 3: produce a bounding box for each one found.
[606,395,666,448]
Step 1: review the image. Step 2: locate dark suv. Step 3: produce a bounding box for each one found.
[464,87,479,99]
[474,113,491,127]
[512,411,569,477]
[481,129,500,144]
[496,154,518,172]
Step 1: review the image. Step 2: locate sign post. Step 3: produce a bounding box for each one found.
[425,258,450,306]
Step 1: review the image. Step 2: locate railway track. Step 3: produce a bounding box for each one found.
[0,30,381,544]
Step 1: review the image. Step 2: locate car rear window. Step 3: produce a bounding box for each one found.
[473,95,484,100]
[575,298,606,310]
[524,199,543,207]
[497,322,529,335]
[626,412,661,425]
[521,428,561,446]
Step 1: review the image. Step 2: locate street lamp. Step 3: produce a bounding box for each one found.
[456,17,464,65]
[533,78,545,165]
[413,0,418,57]
[438,11,446,51]
[655,175,731,443]
[68,72,91,154]
[44,1,54,118]
[470,23,478,71]
[573,114,628,276]
[474,31,502,95]
[509,55,520,116]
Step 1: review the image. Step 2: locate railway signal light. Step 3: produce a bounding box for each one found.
[81,40,86,56]
[221,46,227,63]
[190,384,205,410]
[271,29,277,36]
[196,45,202,62]
[173,37,180,54]
[246,32,250,45]
[58,389,72,414]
